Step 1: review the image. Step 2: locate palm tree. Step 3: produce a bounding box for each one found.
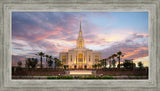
[30,58,38,69]
[103,59,106,69]
[117,51,124,69]
[64,65,69,70]
[54,57,58,69]
[111,54,117,68]
[92,64,97,69]
[36,52,45,69]
[99,59,104,68]
[100,59,107,69]
[45,55,49,68]
[26,58,31,69]
[105,58,109,68]
[55,58,63,69]
[97,63,101,69]
[48,57,53,68]
[108,56,112,68]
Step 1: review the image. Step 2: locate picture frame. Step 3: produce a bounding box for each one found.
[0,0,159,91]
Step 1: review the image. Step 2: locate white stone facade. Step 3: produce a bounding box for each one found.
[59,19,101,69]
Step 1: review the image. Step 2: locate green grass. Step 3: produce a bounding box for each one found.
[101,76,114,79]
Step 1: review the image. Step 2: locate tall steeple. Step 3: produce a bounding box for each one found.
[79,18,82,36]
[77,18,85,48]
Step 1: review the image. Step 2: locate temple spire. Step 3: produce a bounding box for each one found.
[79,18,82,36]
[77,18,84,48]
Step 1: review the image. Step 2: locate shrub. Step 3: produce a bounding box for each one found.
[47,77,57,79]
[101,76,113,79]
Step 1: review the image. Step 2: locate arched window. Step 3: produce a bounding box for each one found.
[62,56,66,64]
[95,56,99,61]
[71,55,72,62]
[76,56,77,64]
[62,56,66,61]
[78,53,83,62]
[84,56,85,63]
[89,55,91,62]
[79,41,82,48]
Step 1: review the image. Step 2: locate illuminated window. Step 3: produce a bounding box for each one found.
[62,56,66,64]
[79,53,82,58]
[71,55,72,62]
[62,56,66,61]
[79,41,82,48]
[95,56,99,61]
[89,56,90,61]
[76,56,77,64]
[78,53,83,62]
[84,56,85,63]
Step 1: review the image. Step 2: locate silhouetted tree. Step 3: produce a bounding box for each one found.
[92,64,97,69]
[26,58,31,69]
[54,57,63,69]
[36,52,45,69]
[45,54,49,68]
[108,56,112,68]
[64,65,69,70]
[25,58,38,69]
[48,59,53,68]
[111,54,117,68]
[123,59,135,70]
[116,51,124,69]
[97,63,101,69]
[30,58,38,68]
[138,61,143,69]
[100,59,108,69]
[17,61,22,67]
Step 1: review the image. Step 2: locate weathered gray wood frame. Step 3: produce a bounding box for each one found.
[0,0,160,91]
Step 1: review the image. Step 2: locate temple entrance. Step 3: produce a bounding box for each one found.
[78,65,83,69]
[69,70,93,75]
[84,65,87,69]
[74,65,77,69]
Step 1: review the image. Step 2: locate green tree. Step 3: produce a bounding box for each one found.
[48,59,53,68]
[26,58,31,69]
[54,57,58,69]
[108,56,112,68]
[25,58,38,69]
[117,51,124,69]
[54,57,63,69]
[138,61,143,69]
[100,59,108,69]
[45,54,49,68]
[105,58,108,68]
[17,61,22,67]
[111,54,117,68]
[26,58,38,68]
[97,63,101,69]
[92,64,97,69]
[64,65,69,70]
[30,58,38,68]
[123,59,135,70]
[36,52,45,69]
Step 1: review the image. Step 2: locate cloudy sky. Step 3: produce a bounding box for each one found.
[12,12,149,67]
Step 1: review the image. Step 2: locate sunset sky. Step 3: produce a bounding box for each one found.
[12,12,149,67]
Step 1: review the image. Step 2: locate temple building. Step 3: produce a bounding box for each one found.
[59,19,101,69]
